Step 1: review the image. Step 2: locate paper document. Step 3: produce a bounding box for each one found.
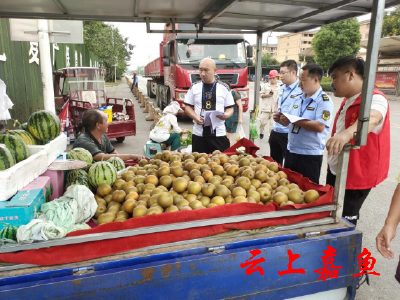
[282,113,308,123]
[204,110,224,131]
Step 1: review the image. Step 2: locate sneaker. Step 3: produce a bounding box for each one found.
[260,134,264,139]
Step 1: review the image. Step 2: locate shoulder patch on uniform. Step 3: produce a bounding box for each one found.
[217,81,230,91]
[322,110,330,120]
[293,105,298,109]
[322,94,329,101]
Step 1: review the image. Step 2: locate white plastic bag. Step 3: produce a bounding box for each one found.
[237,124,246,141]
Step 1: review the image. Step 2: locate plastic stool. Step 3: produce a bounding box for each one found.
[145,141,162,158]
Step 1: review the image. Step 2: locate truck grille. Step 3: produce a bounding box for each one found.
[190,73,239,85]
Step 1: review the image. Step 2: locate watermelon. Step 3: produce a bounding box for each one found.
[27,110,61,142]
[88,161,117,188]
[0,144,16,170]
[107,156,125,171]
[20,122,29,131]
[0,135,29,163]
[66,169,89,187]
[69,148,93,171]
[0,224,18,241]
[6,129,36,145]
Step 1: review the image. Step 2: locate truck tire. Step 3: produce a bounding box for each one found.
[147,81,151,97]
[156,84,162,108]
[116,137,125,143]
[160,87,171,110]
[148,81,156,98]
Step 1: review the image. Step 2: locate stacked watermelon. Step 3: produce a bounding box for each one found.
[68,148,93,171]
[88,161,117,188]
[6,129,36,145]
[27,110,61,144]
[0,134,30,163]
[66,169,90,189]
[108,156,125,171]
[0,144,16,171]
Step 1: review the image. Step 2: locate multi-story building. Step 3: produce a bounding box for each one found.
[275,20,371,63]
[359,20,371,41]
[276,31,317,63]
[252,43,278,58]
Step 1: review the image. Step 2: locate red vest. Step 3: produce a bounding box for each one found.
[331,88,390,189]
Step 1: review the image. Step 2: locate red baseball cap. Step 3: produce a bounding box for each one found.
[269,70,279,78]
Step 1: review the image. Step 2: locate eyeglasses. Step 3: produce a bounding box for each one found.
[279,70,292,76]
[330,71,350,82]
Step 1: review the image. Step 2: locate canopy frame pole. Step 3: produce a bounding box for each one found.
[354,0,385,145]
[250,31,262,142]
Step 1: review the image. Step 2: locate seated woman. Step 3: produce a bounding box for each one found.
[150,101,187,151]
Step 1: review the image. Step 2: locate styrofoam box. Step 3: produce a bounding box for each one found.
[27,133,67,166]
[0,150,48,201]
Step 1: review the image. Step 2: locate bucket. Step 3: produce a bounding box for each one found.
[103,108,112,123]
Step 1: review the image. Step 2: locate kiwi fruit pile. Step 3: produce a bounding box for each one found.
[93,150,321,225]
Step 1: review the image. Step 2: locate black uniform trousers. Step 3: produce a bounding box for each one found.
[268,130,288,166]
[284,150,323,184]
[326,169,371,226]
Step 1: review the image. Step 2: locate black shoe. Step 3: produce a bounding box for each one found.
[260,134,264,139]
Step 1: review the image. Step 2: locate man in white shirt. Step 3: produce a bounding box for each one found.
[184,58,235,153]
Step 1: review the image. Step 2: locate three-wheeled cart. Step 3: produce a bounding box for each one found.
[54,67,136,143]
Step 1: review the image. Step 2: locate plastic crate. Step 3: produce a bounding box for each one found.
[0,150,48,201]
[27,134,67,166]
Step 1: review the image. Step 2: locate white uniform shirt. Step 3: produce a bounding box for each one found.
[149,114,182,143]
[328,93,388,175]
[184,81,235,137]
[260,82,280,113]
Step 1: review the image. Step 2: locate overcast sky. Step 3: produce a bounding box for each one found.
[109,13,373,70]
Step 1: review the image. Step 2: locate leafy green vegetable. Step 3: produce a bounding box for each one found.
[181,130,192,146]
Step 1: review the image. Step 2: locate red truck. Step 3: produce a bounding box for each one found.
[144,24,253,115]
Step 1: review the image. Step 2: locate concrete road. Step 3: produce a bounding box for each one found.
[108,77,400,299]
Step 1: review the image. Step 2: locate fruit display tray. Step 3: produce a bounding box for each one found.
[27,134,67,166]
[0,150,48,201]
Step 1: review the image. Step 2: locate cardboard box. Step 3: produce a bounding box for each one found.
[0,188,45,230]
[42,170,64,200]
[21,176,52,202]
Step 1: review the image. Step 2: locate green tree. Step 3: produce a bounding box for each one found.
[312,19,361,70]
[382,6,400,37]
[83,21,133,82]
[299,55,316,64]
[253,53,279,67]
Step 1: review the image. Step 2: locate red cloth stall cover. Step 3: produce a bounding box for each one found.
[0,139,333,265]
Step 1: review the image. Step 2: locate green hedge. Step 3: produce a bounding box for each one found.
[321,77,332,92]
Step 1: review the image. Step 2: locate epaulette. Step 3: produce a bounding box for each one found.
[290,92,303,98]
[322,94,330,101]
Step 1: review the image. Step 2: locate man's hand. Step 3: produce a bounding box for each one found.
[279,114,290,126]
[238,118,243,124]
[326,130,353,156]
[216,113,229,121]
[376,225,396,259]
[272,112,281,122]
[195,115,204,125]
[132,154,148,161]
[262,93,272,98]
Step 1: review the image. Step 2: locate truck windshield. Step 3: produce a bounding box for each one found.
[177,39,246,67]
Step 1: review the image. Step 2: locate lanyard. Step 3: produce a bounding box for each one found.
[203,81,216,106]
[279,81,299,107]
[298,89,323,117]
